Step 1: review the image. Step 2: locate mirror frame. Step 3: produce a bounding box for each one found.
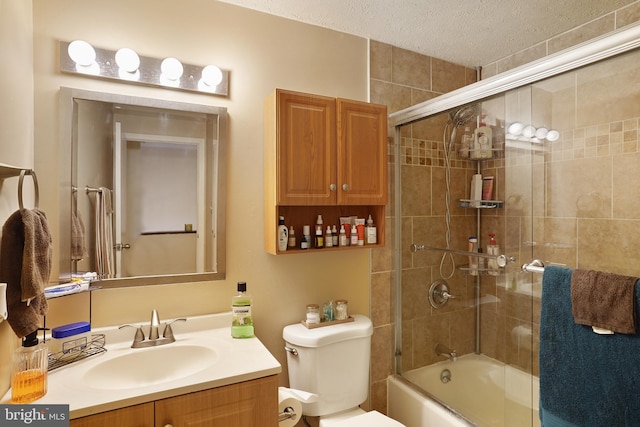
[59,87,227,288]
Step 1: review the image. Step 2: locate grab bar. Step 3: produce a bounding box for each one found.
[410,244,515,267]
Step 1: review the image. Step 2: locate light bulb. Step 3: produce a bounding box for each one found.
[68,40,96,66]
[115,48,140,73]
[160,57,183,81]
[201,65,223,86]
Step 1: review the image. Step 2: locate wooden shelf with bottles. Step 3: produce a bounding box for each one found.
[264,89,388,255]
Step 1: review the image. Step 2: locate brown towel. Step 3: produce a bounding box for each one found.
[71,206,87,261]
[0,209,52,338]
[571,269,637,334]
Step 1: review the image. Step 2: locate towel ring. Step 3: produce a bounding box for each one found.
[18,169,39,210]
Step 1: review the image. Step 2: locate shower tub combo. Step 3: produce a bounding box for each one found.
[385,21,640,427]
[388,355,539,427]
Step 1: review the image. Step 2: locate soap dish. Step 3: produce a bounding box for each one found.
[48,334,107,371]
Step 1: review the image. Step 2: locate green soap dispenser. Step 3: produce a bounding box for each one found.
[231,282,254,338]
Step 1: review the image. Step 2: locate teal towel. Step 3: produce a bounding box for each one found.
[539,266,640,426]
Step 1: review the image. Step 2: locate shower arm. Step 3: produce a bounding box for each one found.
[410,244,515,268]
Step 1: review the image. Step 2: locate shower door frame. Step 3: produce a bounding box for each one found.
[390,22,640,375]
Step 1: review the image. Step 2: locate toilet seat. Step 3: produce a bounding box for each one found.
[328,410,405,427]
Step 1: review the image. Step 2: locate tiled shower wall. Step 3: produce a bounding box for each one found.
[367,0,640,414]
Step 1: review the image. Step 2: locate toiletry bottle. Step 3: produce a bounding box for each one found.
[365,214,377,245]
[331,225,338,247]
[468,236,478,276]
[301,225,311,250]
[231,282,254,338]
[487,233,500,275]
[477,248,485,272]
[472,115,493,159]
[350,225,358,246]
[315,215,324,249]
[11,330,48,403]
[325,226,333,248]
[470,174,483,207]
[459,126,472,159]
[277,216,288,252]
[339,225,348,247]
[288,226,296,249]
[315,226,324,249]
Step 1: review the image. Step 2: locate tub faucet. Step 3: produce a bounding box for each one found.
[435,343,457,362]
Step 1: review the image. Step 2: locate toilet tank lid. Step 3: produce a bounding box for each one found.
[283,314,373,347]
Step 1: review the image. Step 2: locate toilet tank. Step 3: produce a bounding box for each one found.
[283,314,373,417]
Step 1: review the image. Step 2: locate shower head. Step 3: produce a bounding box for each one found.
[449,105,478,127]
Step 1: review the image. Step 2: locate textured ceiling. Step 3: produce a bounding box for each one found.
[218,0,636,67]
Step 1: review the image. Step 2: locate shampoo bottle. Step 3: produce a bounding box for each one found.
[459,126,472,159]
[472,115,493,159]
[468,236,478,276]
[11,330,48,403]
[277,216,288,252]
[231,282,254,338]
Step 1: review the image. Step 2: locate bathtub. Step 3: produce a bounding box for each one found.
[388,354,540,427]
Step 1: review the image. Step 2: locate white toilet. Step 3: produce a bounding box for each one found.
[283,314,404,426]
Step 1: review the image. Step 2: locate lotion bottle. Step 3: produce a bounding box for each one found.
[472,115,493,159]
[277,216,288,252]
[365,214,377,245]
[468,236,478,276]
[231,282,254,338]
[11,330,48,403]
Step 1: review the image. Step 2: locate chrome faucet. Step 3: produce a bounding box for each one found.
[119,309,186,348]
[435,343,457,362]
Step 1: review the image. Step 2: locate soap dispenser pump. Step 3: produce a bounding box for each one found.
[11,329,48,403]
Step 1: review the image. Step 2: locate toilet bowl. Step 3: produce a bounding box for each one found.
[283,314,405,426]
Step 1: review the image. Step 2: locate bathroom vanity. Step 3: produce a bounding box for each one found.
[1,312,281,427]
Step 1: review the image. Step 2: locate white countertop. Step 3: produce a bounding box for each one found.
[1,312,281,419]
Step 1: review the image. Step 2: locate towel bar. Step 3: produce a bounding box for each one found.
[522,259,545,274]
[18,169,39,210]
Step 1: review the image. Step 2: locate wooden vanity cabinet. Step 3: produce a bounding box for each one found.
[265,89,388,254]
[70,375,278,427]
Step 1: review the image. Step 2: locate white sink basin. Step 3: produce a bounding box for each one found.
[83,344,218,390]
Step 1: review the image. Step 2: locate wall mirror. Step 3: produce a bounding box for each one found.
[59,87,226,287]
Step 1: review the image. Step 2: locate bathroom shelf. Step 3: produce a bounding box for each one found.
[301,316,354,329]
[48,334,106,371]
[459,199,503,209]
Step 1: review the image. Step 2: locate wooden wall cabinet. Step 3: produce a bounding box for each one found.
[70,375,278,427]
[264,89,388,254]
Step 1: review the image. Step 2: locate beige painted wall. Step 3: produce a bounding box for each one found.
[0,0,33,396]
[0,0,372,399]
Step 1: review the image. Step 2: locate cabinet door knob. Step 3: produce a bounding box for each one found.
[329,184,336,191]
[342,183,350,191]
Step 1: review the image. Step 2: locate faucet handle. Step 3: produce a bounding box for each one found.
[119,324,145,343]
[162,318,186,341]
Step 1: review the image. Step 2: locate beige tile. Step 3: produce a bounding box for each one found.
[617,1,640,28]
[576,50,640,128]
[497,42,547,74]
[578,218,640,276]
[401,164,431,216]
[548,14,615,55]
[371,272,393,326]
[371,325,394,382]
[370,379,388,414]
[370,40,392,82]
[392,46,431,90]
[546,157,612,218]
[613,151,640,219]
[432,58,467,94]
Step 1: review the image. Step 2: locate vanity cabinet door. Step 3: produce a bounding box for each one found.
[70,402,154,427]
[154,375,278,427]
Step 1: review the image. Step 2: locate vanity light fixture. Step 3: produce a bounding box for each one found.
[60,40,229,96]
